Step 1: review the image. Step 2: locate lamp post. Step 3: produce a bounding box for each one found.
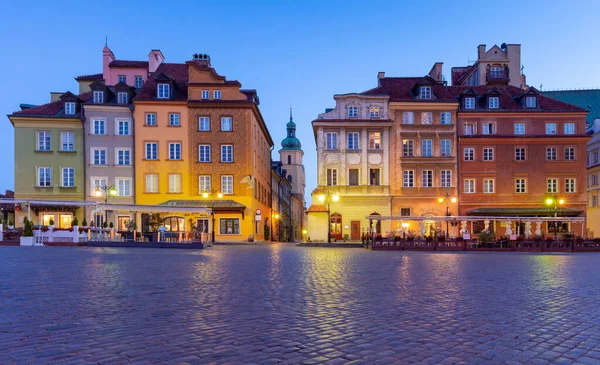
[202,189,223,243]
[545,196,565,239]
[95,185,117,226]
[318,191,340,244]
[437,193,457,238]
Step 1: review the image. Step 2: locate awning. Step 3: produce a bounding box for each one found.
[467,208,584,217]
[157,200,246,218]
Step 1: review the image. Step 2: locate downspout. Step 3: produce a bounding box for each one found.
[269,145,274,241]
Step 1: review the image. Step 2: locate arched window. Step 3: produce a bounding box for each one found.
[163,216,185,232]
[287,155,292,164]
[287,175,293,183]
[369,212,381,234]
[330,213,342,239]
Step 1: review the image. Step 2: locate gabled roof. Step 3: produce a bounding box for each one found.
[541,89,600,125]
[135,63,188,100]
[10,91,92,118]
[75,73,103,82]
[109,60,149,68]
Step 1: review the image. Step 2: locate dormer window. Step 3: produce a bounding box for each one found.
[117,92,128,104]
[118,75,127,83]
[214,90,222,99]
[93,91,104,103]
[525,96,537,108]
[465,97,475,109]
[348,106,358,117]
[369,107,380,117]
[157,84,170,99]
[488,97,499,109]
[64,102,75,115]
[420,86,432,99]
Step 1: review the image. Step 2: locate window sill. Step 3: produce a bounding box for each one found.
[220,161,234,163]
[89,164,109,167]
[167,159,183,162]
[58,150,76,153]
[113,165,133,168]
[166,192,183,194]
[35,150,53,153]
[197,161,212,163]
[198,129,212,132]
[324,149,339,152]
[58,186,77,189]
[89,134,108,136]
[34,186,54,188]
[220,130,233,132]
[167,125,182,128]
[144,192,160,194]
[144,125,158,127]
[142,159,160,162]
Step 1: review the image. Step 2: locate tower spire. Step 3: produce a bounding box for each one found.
[290,106,293,121]
[105,36,107,46]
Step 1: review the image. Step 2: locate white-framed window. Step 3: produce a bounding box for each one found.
[168,143,181,160]
[546,147,557,161]
[483,122,495,135]
[61,131,74,151]
[514,123,525,135]
[546,123,557,135]
[547,178,558,193]
[483,179,495,193]
[169,113,180,126]
[464,122,476,135]
[369,132,381,149]
[515,147,526,161]
[198,175,211,193]
[464,148,474,161]
[214,90,222,99]
[199,117,210,131]
[157,83,170,99]
[115,148,131,165]
[115,178,131,196]
[93,91,104,103]
[91,177,108,196]
[91,148,107,165]
[93,119,106,135]
[440,112,452,125]
[525,96,536,108]
[403,139,414,157]
[441,139,451,157]
[483,148,494,161]
[118,75,126,83]
[348,106,358,117]
[565,178,576,193]
[592,174,598,186]
[348,169,359,186]
[145,142,158,160]
[369,107,379,117]
[402,112,414,124]
[592,194,598,207]
[221,145,233,162]
[564,123,575,135]
[564,147,575,161]
[117,120,130,135]
[421,112,432,124]
[220,218,240,235]
[464,179,475,193]
[201,90,209,99]
[221,175,233,194]
[61,167,74,187]
[168,174,182,193]
[488,97,499,109]
[465,97,475,109]
[145,113,157,126]
[421,170,433,187]
[403,170,414,187]
[326,169,337,186]
[325,132,338,150]
[134,76,143,88]
[117,92,128,104]
[347,132,359,150]
[420,86,432,99]
[38,167,51,187]
[145,174,159,193]
[64,102,75,115]
[37,131,51,151]
[221,117,232,131]
[370,168,381,186]
[199,144,211,162]
[441,170,452,187]
[515,178,527,193]
[421,139,432,157]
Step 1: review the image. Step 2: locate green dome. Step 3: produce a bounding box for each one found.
[281,108,302,150]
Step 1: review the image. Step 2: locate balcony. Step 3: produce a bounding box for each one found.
[486,67,510,85]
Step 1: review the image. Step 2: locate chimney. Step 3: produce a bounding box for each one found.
[192,53,211,68]
[428,62,443,82]
[50,92,64,102]
[102,45,115,81]
[377,72,385,86]
[148,49,165,73]
[477,44,486,59]
[505,44,521,87]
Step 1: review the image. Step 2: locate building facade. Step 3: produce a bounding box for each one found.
[586,119,600,237]
[451,44,523,88]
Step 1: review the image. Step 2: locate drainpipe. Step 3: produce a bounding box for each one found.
[269,145,274,241]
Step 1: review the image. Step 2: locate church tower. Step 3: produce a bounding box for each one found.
[279,108,305,204]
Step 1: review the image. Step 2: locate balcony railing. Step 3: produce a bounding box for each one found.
[486,67,509,84]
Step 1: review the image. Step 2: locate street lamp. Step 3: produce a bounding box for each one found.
[202,189,223,243]
[270,211,280,242]
[95,185,117,226]
[545,196,566,238]
[318,190,340,244]
[437,193,457,238]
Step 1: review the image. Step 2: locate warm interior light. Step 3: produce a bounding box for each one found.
[217,193,223,199]
[94,188,102,197]
[451,197,457,203]
[318,195,325,202]
[545,198,554,206]
[438,197,444,203]
[202,192,209,198]
[332,194,340,202]
[401,222,409,229]
[558,199,565,205]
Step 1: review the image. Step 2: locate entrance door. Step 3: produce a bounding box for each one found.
[351,221,360,240]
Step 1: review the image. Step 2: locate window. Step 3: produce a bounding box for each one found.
[564,123,575,135]
[348,106,358,117]
[525,96,536,108]
[145,113,157,126]
[168,174,182,193]
[93,119,106,135]
[400,208,411,217]
[464,179,475,193]
[325,132,338,150]
[464,123,476,135]
[483,179,495,193]
[591,174,598,186]
[421,112,432,124]
[38,167,51,187]
[221,117,232,131]
[515,179,527,193]
[37,131,51,151]
[348,169,359,186]
[61,132,74,151]
[199,145,211,162]
[464,148,474,161]
[403,170,414,187]
[595,151,600,165]
[65,102,75,115]
[441,139,451,157]
[118,75,126,83]
[483,122,495,135]
[134,76,143,88]
[199,175,211,193]
[326,169,337,186]
[369,132,381,149]
[145,174,159,193]
[547,178,558,193]
[169,113,180,126]
[546,123,557,135]
[202,90,209,99]
[565,178,576,193]
[116,149,131,165]
[169,143,181,160]
[483,148,494,161]
[117,120,130,135]
[93,91,104,103]
[115,178,131,196]
[157,84,170,99]
[61,168,74,187]
[221,145,233,162]
[220,218,240,234]
[515,148,526,161]
[92,148,107,165]
[565,147,575,161]
[403,140,414,157]
[199,117,210,131]
[347,132,359,150]
[287,155,292,164]
[441,170,452,187]
[488,97,499,109]
[592,194,598,207]
[403,112,414,124]
[369,169,380,186]
[369,107,379,117]
[421,139,432,157]
[514,123,525,135]
[91,177,107,196]
[421,170,433,187]
[420,86,431,99]
[145,142,158,160]
[214,90,222,99]
[465,97,475,109]
[117,92,128,104]
[546,147,557,161]
[221,175,233,194]
[440,112,452,125]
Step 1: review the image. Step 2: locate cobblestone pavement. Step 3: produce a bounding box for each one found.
[2,245,600,365]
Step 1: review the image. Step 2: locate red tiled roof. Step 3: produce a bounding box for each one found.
[109,60,149,68]
[312,118,393,124]
[75,73,103,81]
[451,66,473,85]
[306,204,328,213]
[11,91,92,117]
[135,63,188,100]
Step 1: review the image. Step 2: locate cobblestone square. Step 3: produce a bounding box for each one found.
[2,245,600,364]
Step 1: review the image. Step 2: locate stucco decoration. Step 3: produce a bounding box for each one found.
[368,153,382,165]
[169,162,180,172]
[146,162,157,172]
[240,175,255,190]
[325,154,340,165]
[347,154,361,165]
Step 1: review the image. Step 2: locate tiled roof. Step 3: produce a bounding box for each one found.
[451,66,471,86]
[11,91,92,117]
[306,204,328,213]
[75,73,103,81]
[109,60,149,68]
[312,118,393,124]
[135,63,188,100]
[541,89,600,125]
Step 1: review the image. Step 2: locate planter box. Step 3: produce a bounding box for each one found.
[20,236,38,246]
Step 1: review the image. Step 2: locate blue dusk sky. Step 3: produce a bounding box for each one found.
[1,1,599,199]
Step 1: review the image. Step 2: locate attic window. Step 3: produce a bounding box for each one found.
[93,91,104,103]
[369,107,380,117]
[525,96,536,108]
[117,92,128,104]
[348,106,358,117]
[488,97,499,109]
[420,86,432,99]
[465,97,475,109]
[118,75,127,83]
[157,84,170,99]
[64,102,75,115]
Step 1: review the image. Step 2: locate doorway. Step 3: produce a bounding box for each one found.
[351,221,360,240]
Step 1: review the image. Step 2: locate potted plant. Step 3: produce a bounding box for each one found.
[8,220,14,229]
[49,218,55,229]
[72,217,79,227]
[82,217,88,227]
[109,222,114,229]
[343,234,349,242]
[20,217,35,246]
